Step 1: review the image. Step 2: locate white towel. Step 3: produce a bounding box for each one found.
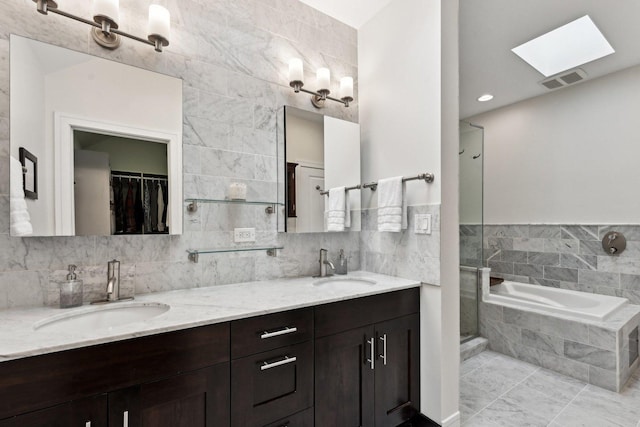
[9,156,33,236]
[326,187,346,232]
[377,176,406,232]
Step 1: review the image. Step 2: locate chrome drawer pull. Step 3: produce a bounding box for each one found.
[260,355,297,371]
[85,423,91,427]
[260,326,298,339]
[123,410,129,427]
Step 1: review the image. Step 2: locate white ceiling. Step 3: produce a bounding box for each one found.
[296,1,640,119]
[460,0,640,119]
[297,0,395,29]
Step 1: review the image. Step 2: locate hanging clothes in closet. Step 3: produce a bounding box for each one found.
[110,172,168,234]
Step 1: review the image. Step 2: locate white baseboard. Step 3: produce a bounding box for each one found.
[441,411,461,427]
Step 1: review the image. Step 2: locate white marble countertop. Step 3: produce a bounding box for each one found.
[0,271,420,361]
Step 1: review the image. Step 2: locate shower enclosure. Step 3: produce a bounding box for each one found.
[459,122,484,343]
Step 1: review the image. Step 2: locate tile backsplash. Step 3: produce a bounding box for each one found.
[0,0,360,308]
[482,224,640,305]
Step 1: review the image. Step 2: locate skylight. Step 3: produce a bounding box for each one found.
[511,15,614,77]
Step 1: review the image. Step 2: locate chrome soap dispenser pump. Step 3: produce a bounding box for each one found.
[60,264,83,308]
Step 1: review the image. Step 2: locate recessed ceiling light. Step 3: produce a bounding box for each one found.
[512,15,614,78]
[477,94,494,102]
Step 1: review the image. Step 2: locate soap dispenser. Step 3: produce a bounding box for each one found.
[335,249,348,275]
[60,265,83,308]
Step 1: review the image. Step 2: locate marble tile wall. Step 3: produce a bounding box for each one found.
[484,225,640,305]
[479,299,640,391]
[360,204,441,285]
[0,0,360,308]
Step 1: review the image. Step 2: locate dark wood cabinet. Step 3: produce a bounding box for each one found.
[264,408,314,427]
[315,325,375,427]
[109,364,230,427]
[0,324,230,427]
[314,289,420,427]
[0,288,420,427]
[374,314,421,426]
[0,394,107,427]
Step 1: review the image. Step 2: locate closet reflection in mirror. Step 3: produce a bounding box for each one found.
[282,106,361,233]
[74,131,169,235]
[9,35,182,236]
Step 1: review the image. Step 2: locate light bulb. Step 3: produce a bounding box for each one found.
[316,68,330,92]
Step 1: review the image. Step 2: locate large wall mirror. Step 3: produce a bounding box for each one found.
[10,35,182,237]
[278,106,361,233]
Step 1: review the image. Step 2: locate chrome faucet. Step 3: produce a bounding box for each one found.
[106,259,120,302]
[93,259,132,304]
[318,249,335,277]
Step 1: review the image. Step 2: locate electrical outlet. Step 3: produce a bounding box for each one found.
[234,228,256,242]
[414,214,432,235]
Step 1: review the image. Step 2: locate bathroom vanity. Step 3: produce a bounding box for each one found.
[0,273,420,427]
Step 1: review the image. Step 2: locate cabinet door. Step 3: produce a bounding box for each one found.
[374,314,420,427]
[109,364,230,427]
[315,325,375,427]
[0,394,107,427]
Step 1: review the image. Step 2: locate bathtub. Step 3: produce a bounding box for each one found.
[484,280,628,321]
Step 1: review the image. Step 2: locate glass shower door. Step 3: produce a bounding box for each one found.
[459,122,484,343]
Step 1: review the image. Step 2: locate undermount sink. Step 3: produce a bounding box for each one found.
[312,277,377,289]
[34,302,170,333]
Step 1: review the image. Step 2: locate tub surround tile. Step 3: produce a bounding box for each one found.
[479,292,640,390]
[481,224,640,306]
[543,266,579,282]
[529,225,561,239]
[564,341,616,370]
[528,252,560,267]
[514,263,544,278]
[512,238,545,252]
[560,253,597,271]
[561,226,599,241]
[521,329,564,355]
[589,325,617,349]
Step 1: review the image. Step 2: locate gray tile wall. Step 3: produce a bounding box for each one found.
[0,0,360,308]
[479,300,640,391]
[360,204,441,285]
[484,225,640,304]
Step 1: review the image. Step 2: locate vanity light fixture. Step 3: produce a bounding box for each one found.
[477,94,494,102]
[288,58,354,108]
[33,0,171,53]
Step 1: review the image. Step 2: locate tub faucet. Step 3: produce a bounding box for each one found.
[318,249,335,277]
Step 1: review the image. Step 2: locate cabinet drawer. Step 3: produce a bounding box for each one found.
[231,341,313,427]
[315,288,420,337]
[264,408,313,427]
[231,308,312,358]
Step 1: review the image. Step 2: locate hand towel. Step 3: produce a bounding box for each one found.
[377,176,406,232]
[327,187,346,232]
[9,156,33,236]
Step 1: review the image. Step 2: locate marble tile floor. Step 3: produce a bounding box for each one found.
[461,350,640,426]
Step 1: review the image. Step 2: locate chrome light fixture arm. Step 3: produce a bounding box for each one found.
[33,0,169,52]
